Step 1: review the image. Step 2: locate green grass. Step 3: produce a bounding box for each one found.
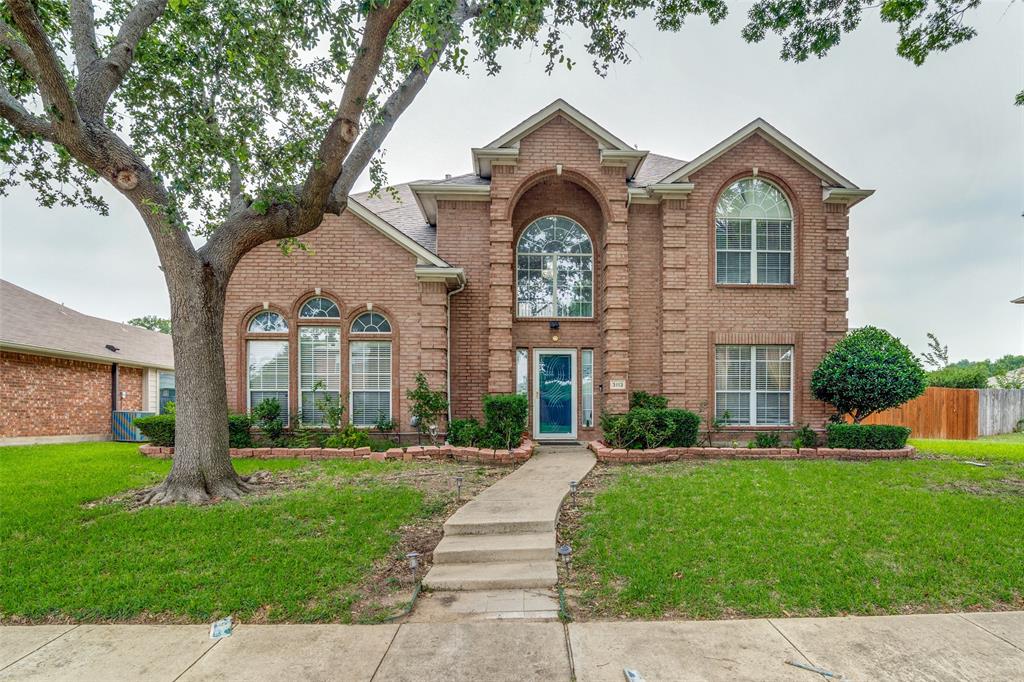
[910,433,1024,462]
[569,458,1024,619]
[0,442,426,623]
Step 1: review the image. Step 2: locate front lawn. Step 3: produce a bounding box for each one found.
[0,442,487,624]
[910,433,1024,462]
[564,458,1024,620]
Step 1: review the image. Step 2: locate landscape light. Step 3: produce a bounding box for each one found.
[557,544,573,573]
[569,480,578,507]
[406,551,421,577]
[454,475,464,501]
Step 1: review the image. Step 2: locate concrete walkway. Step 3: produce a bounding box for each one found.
[2,612,1022,680]
[423,444,595,591]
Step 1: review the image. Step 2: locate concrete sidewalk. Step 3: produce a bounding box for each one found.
[2,612,1022,681]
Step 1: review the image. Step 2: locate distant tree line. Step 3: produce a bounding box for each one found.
[921,333,1023,389]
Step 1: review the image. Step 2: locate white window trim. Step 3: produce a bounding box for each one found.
[715,345,794,427]
[715,218,794,285]
[247,339,290,422]
[298,326,341,427]
[581,349,594,428]
[515,215,595,319]
[349,340,392,428]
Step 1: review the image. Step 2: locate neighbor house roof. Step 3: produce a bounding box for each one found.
[1013,296,1024,304]
[0,279,174,369]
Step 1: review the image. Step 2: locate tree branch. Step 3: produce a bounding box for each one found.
[76,0,167,118]
[0,84,54,138]
[0,16,42,80]
[5,0,78,129]
[69,0,100,74]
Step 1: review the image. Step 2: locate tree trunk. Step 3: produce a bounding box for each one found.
[138,259,252,504]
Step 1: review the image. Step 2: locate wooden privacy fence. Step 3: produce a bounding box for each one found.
[979,389,1024,437]
[862,387,978,439]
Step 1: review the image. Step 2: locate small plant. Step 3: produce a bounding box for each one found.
[749,432,781,448]
[407,373,448,445]
[161,400,176,416]
[697,400,728,447]
[251,397,285,444]
[448,417,483,447]
[481,393,529,450]
[228,413,253,448]
[791,424,818,451]
[374,415,398,435]
[312,380,345,431]
[324,424,373,449]
[629,391,668,410]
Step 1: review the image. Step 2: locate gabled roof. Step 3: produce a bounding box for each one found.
[0,279,174,369]
[472,99,648,179]
[660,118,861,190]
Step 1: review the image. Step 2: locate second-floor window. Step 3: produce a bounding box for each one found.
[715,178,793,285]
[516,215,593,318]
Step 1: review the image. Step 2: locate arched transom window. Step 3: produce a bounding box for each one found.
[715,178,793,285]
[516,216,593,318]
[351,312,391,334]
[248,311,288,333]
[299,296,340,318]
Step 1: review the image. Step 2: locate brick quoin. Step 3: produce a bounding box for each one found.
[225,109,861,439]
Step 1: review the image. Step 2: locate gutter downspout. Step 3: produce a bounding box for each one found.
[446,279,467,424]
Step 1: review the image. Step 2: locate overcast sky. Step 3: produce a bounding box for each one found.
[1,3,1021,362]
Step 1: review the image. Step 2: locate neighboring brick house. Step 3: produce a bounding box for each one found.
[0,280,175,445]
[225,100,872,441]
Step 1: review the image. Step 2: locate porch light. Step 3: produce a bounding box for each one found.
[406,551,421,576]
[454,475,464,501]
[557,543,572,573]
[569,480,578,507]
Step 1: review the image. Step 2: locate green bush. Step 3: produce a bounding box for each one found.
[251,398,285,444]
[750,432,781,448]
[481,394,529,450]
[133,414,175,446]
[324,424,373,449]
[228,414,253,448]
[826,423,911,450]
[601,408,700,449]
[629,391,668,410]
[811,326,926,422]
[447,418,483,447]
[791,424,819,450]
[926,366,989,389]
[407,372,448,444]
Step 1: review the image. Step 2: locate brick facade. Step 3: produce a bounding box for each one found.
[224,106,864,439]
[0,351,144,438]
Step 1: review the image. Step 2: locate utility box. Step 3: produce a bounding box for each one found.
[112,411,153,442]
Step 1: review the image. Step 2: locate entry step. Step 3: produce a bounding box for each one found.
[433,532,555,564]
[422,561,558,590]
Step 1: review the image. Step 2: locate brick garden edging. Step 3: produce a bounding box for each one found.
[588,440,915,463]
[139,439,536,466]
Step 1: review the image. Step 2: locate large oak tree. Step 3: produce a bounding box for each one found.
[0,0,995,503]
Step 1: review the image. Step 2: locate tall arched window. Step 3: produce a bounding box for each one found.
[516,216,593,318]
[715,178,793,284]
[246,310,290,424]
[349,311,392,427]
[298,296,341,425]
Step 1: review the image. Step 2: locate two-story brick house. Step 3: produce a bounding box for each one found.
[224,100,872,441]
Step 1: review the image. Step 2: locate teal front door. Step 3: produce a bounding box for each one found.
[533,349,577,439]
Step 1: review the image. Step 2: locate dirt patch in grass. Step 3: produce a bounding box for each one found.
[931,478,1024,497]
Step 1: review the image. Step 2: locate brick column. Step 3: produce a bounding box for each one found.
[660,198,688,407]
[417,280,449,397]
[602,197,630,413]
[487,167,516,393]
[823,202,850,345]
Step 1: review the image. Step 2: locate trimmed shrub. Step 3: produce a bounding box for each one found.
[324,425,373,449]
[811,326,926,422]
[133,414,175,446]
[601,408,699,449]
[447,418,483,447]
[481,394,529,450]
[826,423,911,450]
[251,398,285,444]
[228,414,253,448]
[629,391,668,410]
[750,432,781,448]
[926,366,988,389]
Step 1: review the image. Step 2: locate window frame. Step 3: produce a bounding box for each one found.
[350,311,392,334]
[714,344,794,427]
[349,339,393,428]
[247,310,289,333]
[714,178,795,287]
[298,325,341,427]
[515,215,595,319]
[246,338,290,425]
[298,296,341,320]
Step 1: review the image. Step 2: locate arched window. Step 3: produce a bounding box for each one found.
[715,178,793,285]
[349,311,392,427]
[351,312,391,334]
[299,296,340,318]
[248,311,288,333]
[516,216,593,318]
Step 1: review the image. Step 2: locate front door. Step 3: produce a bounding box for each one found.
[533,349,577,440]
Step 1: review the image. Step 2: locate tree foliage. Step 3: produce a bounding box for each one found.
[811,326,927,422]
[926,365,988,389]
[127,314,171,333]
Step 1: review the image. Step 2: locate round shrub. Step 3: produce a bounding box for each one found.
[481,394,529,450]
[811,326,926,422]
[447,418,483,447]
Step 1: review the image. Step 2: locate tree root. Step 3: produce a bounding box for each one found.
[136,472,270,506]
